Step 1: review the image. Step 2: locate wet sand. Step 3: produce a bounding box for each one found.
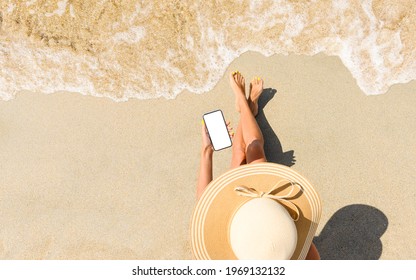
[0,52,415,259]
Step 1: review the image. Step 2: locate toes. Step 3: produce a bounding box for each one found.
[231,71,240,81]
[252,76,263,86]
[236,71,244,85]
[230,71,247,89]
[230,71,238,81]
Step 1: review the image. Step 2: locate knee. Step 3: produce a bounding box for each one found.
[246,139,264,154]
[246,140,266,163]
[232,146,246,161]
[231,146,246,168]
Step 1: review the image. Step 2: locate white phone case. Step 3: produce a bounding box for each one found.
[203,110,232,151]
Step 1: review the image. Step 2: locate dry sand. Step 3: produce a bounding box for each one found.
[0,52,415,259]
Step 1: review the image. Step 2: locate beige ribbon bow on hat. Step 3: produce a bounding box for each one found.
[234,179,301,221]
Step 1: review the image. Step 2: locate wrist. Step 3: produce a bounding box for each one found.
[201,146,214,157]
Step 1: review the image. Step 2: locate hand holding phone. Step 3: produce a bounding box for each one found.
[203,110,232,151]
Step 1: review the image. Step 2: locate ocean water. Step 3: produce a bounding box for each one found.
[0,0,415,101]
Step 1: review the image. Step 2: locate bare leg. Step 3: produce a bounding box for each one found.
[230,75,264,168]
[230,72,247,168]
[248,76,263,117]
[230,120,246,168]
[230,72,266,164]
[305,243,320,260]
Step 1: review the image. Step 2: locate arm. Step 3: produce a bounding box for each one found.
[196,120,233,200]
[196,122,214,200]
[196,147,213,199]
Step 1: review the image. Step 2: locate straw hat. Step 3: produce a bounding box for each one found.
[191,162,321,260]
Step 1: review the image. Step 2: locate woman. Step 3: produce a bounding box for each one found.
[196,71,320,260]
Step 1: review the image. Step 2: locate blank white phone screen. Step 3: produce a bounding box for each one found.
[203,110,232,151]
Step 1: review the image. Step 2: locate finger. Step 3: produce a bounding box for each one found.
[201,119,208,133]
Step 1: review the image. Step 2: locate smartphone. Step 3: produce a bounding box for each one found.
[203,110,232,151]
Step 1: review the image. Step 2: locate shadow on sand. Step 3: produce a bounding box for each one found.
[256,92,388,259]
[256,88,295,167]
[314,204,388,259]
[256,88,388,260]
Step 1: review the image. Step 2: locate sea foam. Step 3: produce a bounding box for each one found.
[0,0,415,101]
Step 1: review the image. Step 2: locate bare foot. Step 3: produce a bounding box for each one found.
[248,76,264,116]
[229,71,246,113]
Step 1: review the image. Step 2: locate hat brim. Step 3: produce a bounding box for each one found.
[191,162,322,260]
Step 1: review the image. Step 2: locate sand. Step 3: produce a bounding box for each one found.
[0,52,415,259]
